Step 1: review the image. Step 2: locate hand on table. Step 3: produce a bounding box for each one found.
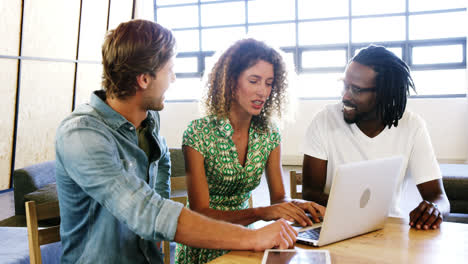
[409,200,443,230]
[252,219,297,251]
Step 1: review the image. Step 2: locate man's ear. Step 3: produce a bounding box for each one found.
[136,73,151,90]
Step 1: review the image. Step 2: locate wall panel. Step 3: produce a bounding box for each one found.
[0,59,18,190]
[78,0,109,61]
[108,0,134,30]
[15,61,75,169]
[0,0,21,55]
[22,0,80,59]
[75,63,103,106]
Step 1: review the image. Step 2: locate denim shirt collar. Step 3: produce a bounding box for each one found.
[90,90,131,130]
[90,90,157,132]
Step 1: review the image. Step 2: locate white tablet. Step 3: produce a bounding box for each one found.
[261,249,331,264]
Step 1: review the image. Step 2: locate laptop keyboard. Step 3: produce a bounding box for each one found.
[299,227,322,240]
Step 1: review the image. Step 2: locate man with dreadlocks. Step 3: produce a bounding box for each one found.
[301,45,450,231]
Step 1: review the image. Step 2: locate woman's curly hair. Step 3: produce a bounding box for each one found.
[203,38,290,129]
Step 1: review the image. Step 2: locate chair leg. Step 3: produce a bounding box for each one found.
[26,201,42,264]
[163,241,171,264]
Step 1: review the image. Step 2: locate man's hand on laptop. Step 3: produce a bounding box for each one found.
[251,219,297,251]
[409,200,443,230]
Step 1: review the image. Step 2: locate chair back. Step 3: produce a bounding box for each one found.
[25,201,60,264]
[170,176,188,205]
[290,171,303,199]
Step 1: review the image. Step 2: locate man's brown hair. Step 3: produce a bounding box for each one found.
[102,19,175,99]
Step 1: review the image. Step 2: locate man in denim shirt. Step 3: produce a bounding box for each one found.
[55,19,297,264]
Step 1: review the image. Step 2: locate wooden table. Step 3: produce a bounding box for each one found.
[208,218,468,264]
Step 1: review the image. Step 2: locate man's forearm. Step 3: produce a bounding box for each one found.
[194,207,263,226]
[173,208,255,250]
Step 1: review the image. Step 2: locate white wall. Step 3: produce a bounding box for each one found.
[160,97,468,165]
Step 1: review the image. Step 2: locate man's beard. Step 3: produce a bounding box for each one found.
[343,108,377,124]
[142,96,164,111]
[342,101,376,124]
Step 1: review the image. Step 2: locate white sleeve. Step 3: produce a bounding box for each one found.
[301,111,328,161]
[408,119,442,185]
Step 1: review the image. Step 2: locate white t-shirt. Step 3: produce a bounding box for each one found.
[302,103,441,216]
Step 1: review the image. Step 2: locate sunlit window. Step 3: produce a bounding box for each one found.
[155,0,467,100]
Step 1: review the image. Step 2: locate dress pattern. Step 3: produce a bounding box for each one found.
[174,116,281,264]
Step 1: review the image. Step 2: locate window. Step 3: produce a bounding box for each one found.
[155,0,467,100]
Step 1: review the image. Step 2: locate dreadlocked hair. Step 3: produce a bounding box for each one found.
[352,45,415,128]
[202,38,289,129]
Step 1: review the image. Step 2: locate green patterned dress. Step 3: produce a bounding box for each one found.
[174,116,281,264]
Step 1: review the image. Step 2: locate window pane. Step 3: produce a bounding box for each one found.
[412,45,464,64]
[282,52,296,68]
[409,0,467,12]
[354,47,402,59]
[296,73,343,98]
[352,0,405,15]
[248,0,295,23]
[173,30,199,52]
[201,2,245,26]
[298,0,348,19]
[78,0,108,61]
[175,57,198,73]
[409,12,467,40]
[299,20,348,45]
[387,47,403,59]
[411,69,466,95]
[201,0,232,2]
[0,59,17,189]
[1,0,21,55]
[302,50,347,68]
[157,6,198,29]
[75,64,102,107]
[156,0,197,6]
[201,27,246,51]
[166,77,203,100]
[22,0,80,59]
[352,16,405,42]
[248,23,295,48]
[16,61,75,169]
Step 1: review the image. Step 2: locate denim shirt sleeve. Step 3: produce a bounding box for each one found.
[155,136,171,199]
[56,117,183,241]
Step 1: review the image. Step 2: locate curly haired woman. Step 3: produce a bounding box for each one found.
[175,38,325,264]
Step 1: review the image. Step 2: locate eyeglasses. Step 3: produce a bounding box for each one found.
[341,80,376,97]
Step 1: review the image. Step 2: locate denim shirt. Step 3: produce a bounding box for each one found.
[55,91,183,264]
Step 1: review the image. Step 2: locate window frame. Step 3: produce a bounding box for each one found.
[154,0,467,99]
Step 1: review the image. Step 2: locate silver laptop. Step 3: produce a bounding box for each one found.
[296,156,404,247]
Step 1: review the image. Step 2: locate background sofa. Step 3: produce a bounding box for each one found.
[0,161,60,264]
[440,164,468,223]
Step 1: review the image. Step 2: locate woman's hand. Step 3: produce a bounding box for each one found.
[257,202,317,227]
[291,199,326,224]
